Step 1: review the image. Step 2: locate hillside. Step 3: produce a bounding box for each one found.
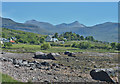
[1,17,118,42]
[1,17,52,35]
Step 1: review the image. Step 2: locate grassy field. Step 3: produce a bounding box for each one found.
[0,72,18,82]
[0,72,33,84]
[3,44,118,53]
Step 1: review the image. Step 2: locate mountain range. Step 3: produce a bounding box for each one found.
[1,17,118,42]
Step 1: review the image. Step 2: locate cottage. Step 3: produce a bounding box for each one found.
[45,35,58,42]
[0,37,16,44]
[10,40,15,44]
[0,38,9,43]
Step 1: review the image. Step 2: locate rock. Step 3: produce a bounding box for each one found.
[47,53,56,60]
[94,65,97,68]
[44,80,49,82]
[36,63,41,69]
[55,53,60,56]
[34,52,56,60]
[17,59,23,66]
[22,60,28,66]
[49,53,60,56]
[13,59,18,64]
[41,62,50,66]
[1,52,6,54]
[64,51,70,55]
[2,57,8,61]
[54,77,58,80]
[8,58,13,62]
[14,64,19,68]
[30,64,36,70]
[90,69,116,83]
[68,52,76,57]
[29,62,35,67]
[52,63,58,66]
[34,52,46,58]
[56,65,60,68]
[58,64,64,66]
[46,67,50,70]
[47,73,52,75]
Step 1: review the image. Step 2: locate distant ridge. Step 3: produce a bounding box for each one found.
[1,17,118,42]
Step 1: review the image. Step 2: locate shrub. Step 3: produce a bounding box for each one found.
[4,42,12,48]
[78,42,91,49]
[41,43,51,50]
[71,42,78,48]
[110,42,117,49]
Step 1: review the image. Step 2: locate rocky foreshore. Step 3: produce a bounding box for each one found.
[1,57,95,82]
[0,52,119,83]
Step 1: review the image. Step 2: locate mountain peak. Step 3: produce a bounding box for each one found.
[69,21,86,27]
[72,21,79,23]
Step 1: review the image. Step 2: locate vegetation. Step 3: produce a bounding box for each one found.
[53,32,95,41]
[4,42,12,48]
[0,72,33,84]
[1,28,120,53]
[41,43,51,50]
[2,28,46,45]
[0,72,18,82]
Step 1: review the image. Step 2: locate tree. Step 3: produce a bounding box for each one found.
[40,37,45,43]
[54,33,58,38]
[110,42,117,49]
[80,36,84,40]
[116,43,120,50]
[41,43,51,50]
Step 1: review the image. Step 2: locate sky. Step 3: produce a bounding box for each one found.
[2,2,118,26]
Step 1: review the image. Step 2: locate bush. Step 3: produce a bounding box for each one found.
[116,43,120,50]
[4,42,12,48]
[110,42,117,49]
[41,43,51,50]
[71,42,78,48]
[78,42,91,49]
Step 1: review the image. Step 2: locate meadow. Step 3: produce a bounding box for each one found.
[3,43,118,53]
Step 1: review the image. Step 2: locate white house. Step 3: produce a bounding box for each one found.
[45,35,58,42]
[0,38,9,43]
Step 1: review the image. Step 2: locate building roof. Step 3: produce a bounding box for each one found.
[10,40,15,43]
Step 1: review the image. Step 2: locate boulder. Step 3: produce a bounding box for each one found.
[34,52,46,58]
[29,62,35,67]
[13,59,18,64]
[36,63,41,69]
[30,64,36,70]
[90,68,117,83]
[14,64,19,68]
[8,58,13,62]
[64,51,70,55]
[34,52,56,60]
[0,57,8,61]
[68,52,76,57]
[17,59,23,66]
[41,62,50,66]
[46,53,56,60]
[22,60,28,66]
[49,53,60,56]
[52,63,58,66]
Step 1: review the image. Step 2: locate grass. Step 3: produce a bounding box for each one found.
[0,72,18,83]
[0,72,33,84]
[3,44,118,53]
[41,46,116,53]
